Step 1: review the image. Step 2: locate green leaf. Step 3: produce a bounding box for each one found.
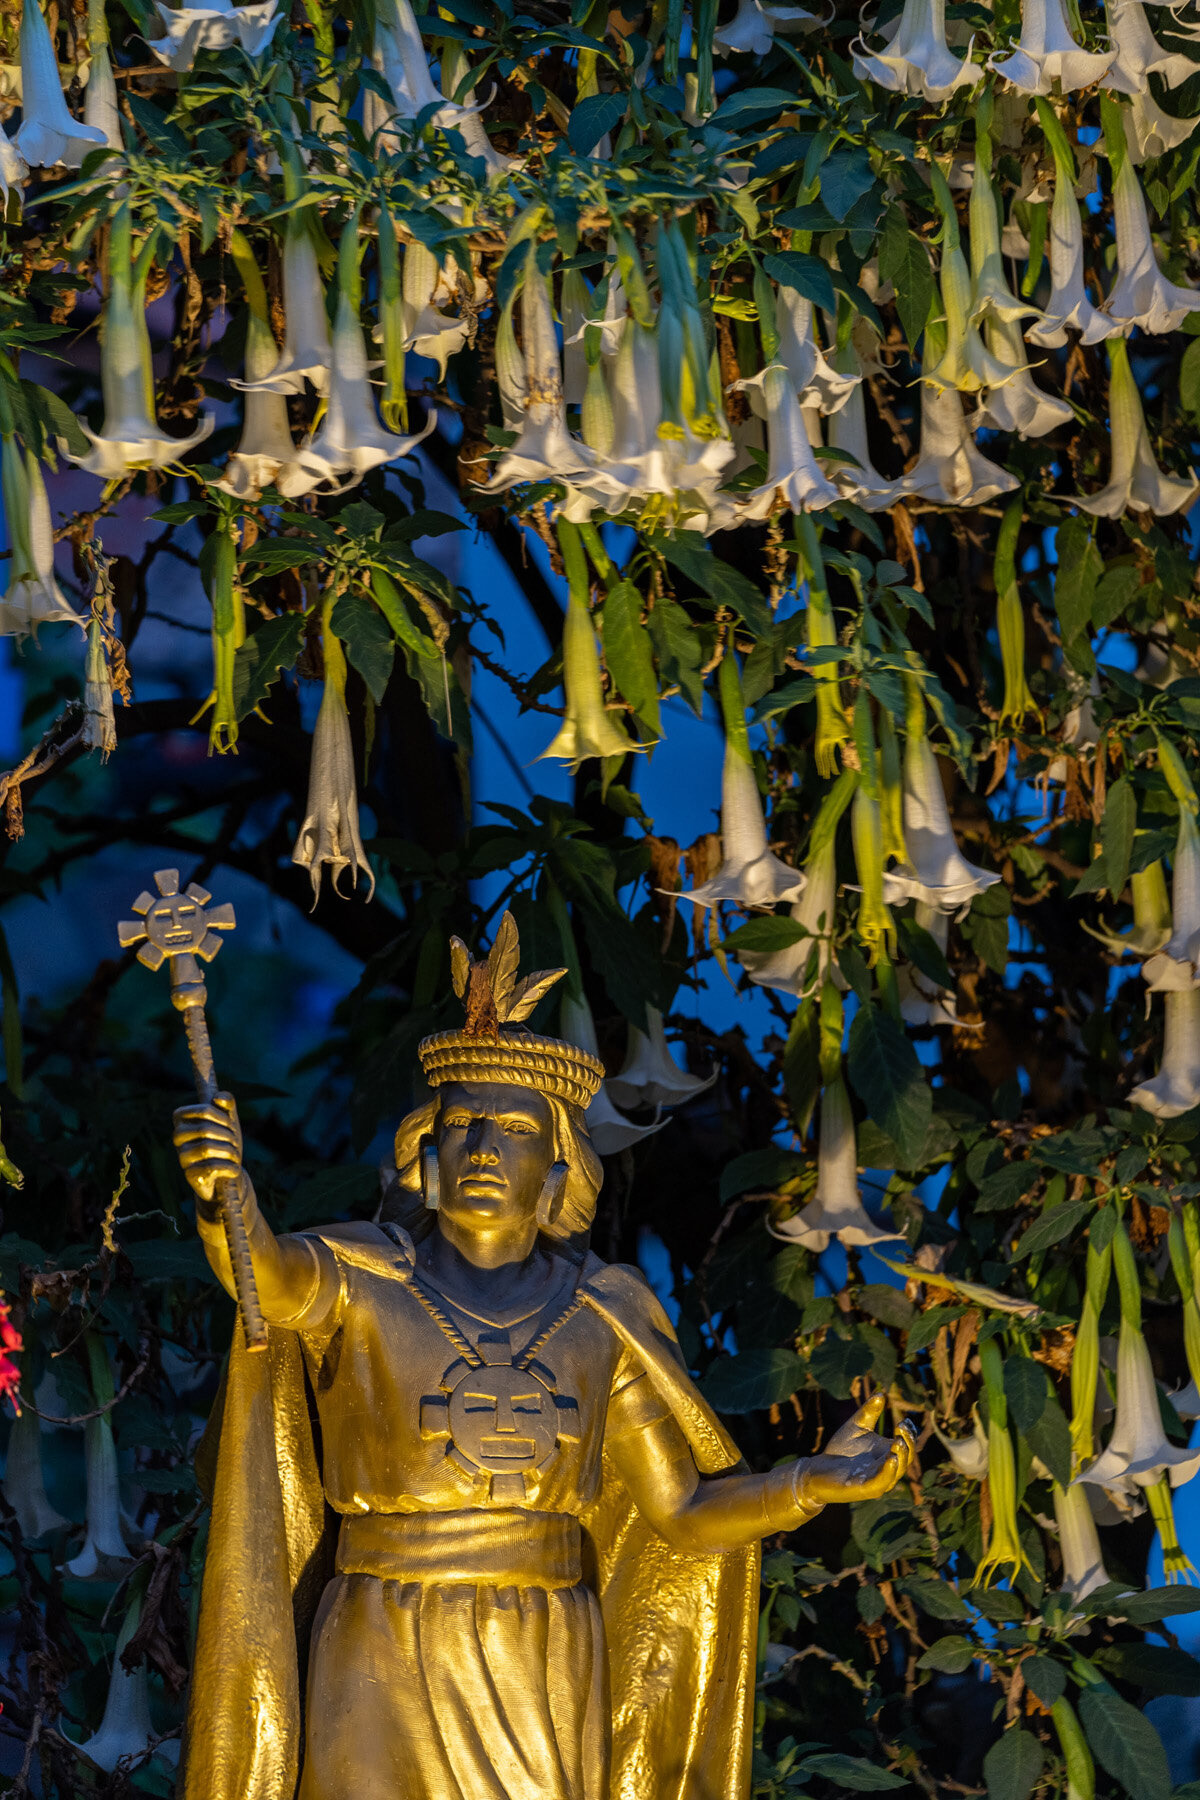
[797,1755,908,1792]
[847,1004,932,1168]
[809,1332,874,1398]
[722,917,808,954]
[901,1577,969,1620]
[1093,564,1142,629]
[763,250,838,318]
[1115,1587,1200,1625]
[983,1730,1044,1800]
[1026,1393,1072,1488]
[1010,1196,1094,1261]
[878,207,933,351]
[700,1347,805,1412]
[906,1303,965,1353]
[709,86,799,125]
[1078,1685,1172,1800]
[1181,335,1200,415]
[23,379,90,457]
[857,1283,915,1330]
[719,1146,806,1204]
[1022,1656,1066,1707]
[600,580,660,738]
[917,1635,975,1673]
[1054,517,1103,644]
[231,613,306,721]
[819,149,878,222]
[960,884,1012,976]
[649,531,775,639]
[567,89,627,154]
[1094,1644,1200,1698]
[331,590,395,704]
[1103,776,1136,900]
[647,594,705,714]
[897,914,953,993]
[1003,1356,1049,1433]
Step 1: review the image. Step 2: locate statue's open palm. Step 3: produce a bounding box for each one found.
[796,1394,916,1507]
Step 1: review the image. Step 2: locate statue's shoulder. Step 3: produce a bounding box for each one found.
[302,1220,416,1281]
[578,1253,676,1338]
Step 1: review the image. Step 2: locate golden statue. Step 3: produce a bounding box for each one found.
[170,912,914,1800]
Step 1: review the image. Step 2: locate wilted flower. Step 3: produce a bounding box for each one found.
[68,1600,174,1773]
[2,1405,70,1537]
[238,215,331,396]
[15,0,107,168]
[884,689,1000,912]
[680,656,806,910]
[770,1071,902,1250]
[66,1411,133,1577]
[296,219,436,491]
[70,206,213,480]
[1105,133,1198,335]
[559,992,667,1155]
[988,0,1114,92]
[150,0,280,70]
[851,0,979,101]
[1053,1479,1113,1602]
[1027,101,1119,348]
[1075,337,1198,518]
[291,615,375,904]
[0,436,84,639]
[83,616,117,757]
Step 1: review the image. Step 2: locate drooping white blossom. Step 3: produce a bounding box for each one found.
[1142,807,1200,990]
[1053,1479,1116,1602]
[485,259,593,495]
[1026,105,1119,347]
[2,1405,70,1538]
[15,0,107,168]
[977,312,1076,437]
[364,0,466,136]
[770,1074,903,1251]
[1129,988,1200,1117]
[679,701,806,911]
[715,0,819,53]
[0,437,84,639]
[66,1412,132,1577]
[82,39,122,152]
[737,837,839,998]
[898,904,961,1026]
[607,1006,718,1110]
[774,289,860,415]
[883,705,1000,910]
[1105,143,1199,335]
[934,1408,989,1477]
[988,0,1115,92]
[150,0,280,70]
[401,241,486,380]
[733,363,840,517]
[237,217,331,396]
[68,1601,176,1774]
[559,992,667,1155]
[902,338,1018,504]
[1078,1313,1200,1488]
[1074,337,1197,518]
[851,0,980,101]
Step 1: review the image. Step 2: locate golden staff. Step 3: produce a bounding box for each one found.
[118,869,267,1352]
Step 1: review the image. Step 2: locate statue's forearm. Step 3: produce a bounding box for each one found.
[610,1417,822,1553]
[197,1176,328,1326]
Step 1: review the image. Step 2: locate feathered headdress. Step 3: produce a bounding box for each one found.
[418,911,604,1108]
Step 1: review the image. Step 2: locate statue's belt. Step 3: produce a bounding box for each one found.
[335,1507,583,1590]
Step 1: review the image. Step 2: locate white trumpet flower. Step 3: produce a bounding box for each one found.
[1104,0,1198,92]
[977,313,1075,437]
[1076,338,1197,518]
[15,0,107,168]
[715,0,819,53]
[1053,1479,1114,1602]
[738,838,839,998]
[775,289,860,415]
[899,904,960,1026]
[1078,1314,1200,1488]
[70,209,213,479]
[295,255,436,491]
[82,40,122,152]
[969,143,1042,327]
[485,263,593,495]
[827,377,903,508]
[440,39,517,180]
[400,242,479,379]
[68,1602,175,1774]
[1122,86,1200,162]
[1129,988,1200,1116]
[216,310,306,501]
[851,0,979,101]
[883,719,1000,911]
[607,1006,718,1111]
[559,993,667,1155]
[771,1074,903,1251]
[1026,109,1119,347]
[680,727,806,912]
[66,1412,132,1577]
[926,233,1015,395]
[904,366,1018,504]
[150,0,279,69]
[1106,148,1198,335]
[237,220,331,396]
[734,363,840,517]
[292,623,375,903]
[1142,808,1200,990]
[365,0,465,135]
[0,122,28,208]
[988,0,1115,92]
[935,1407,989,1477]
[0,437,84,639]
[2,1406,70,1538]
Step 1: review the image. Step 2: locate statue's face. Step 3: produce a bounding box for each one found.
[434,1081,556,1232]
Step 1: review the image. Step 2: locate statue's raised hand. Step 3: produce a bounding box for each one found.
[174,1091,243,1214]
[794,1394,916,1508]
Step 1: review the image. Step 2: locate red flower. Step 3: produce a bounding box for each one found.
[0,1296,23,1417]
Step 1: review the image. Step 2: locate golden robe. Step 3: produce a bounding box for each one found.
[180,1222,760,1800]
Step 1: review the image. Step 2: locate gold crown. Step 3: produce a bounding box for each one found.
[417,913,603,1107]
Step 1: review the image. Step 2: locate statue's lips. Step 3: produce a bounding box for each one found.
[459,1173,507,1192]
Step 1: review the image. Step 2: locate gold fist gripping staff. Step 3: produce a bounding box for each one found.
[117,869,266,1352]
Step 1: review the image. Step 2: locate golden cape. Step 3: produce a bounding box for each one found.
[180,1225,760,1800]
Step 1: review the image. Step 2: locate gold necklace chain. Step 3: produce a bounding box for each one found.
[405,1273,583,1374]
